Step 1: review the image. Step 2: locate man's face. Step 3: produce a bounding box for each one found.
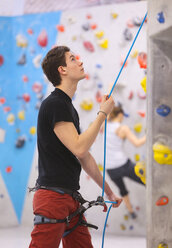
[63,51,86,81]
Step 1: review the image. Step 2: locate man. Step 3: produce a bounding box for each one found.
[29,46,122,248]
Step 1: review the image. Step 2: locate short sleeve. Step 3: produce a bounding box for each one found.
[46,99,73,129]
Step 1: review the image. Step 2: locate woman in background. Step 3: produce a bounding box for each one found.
[106,106,146,218]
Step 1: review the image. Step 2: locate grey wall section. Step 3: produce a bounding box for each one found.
[147,1,172,247]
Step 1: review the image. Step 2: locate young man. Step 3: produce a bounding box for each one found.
[29,46,122,248]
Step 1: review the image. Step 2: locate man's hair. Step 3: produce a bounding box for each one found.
[41,46,70,87]
[108,106,124,121]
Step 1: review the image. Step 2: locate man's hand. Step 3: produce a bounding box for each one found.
[107,192,123,208]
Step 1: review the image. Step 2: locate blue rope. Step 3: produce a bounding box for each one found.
[101,12,147,248]
[101,204,113,248]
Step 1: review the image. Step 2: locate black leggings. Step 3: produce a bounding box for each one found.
[107,159,145,197]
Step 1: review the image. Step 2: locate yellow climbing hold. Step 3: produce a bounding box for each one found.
[111,12,118,19]
[134,161,146,184]
[7,113,15,124]
[140,76,147,93]
[153,143,172,165]
[95,31,104,39]
[18,110,25,120]
[29,126,36,135]
[131,49,138,58]
[134,123,142,133]
[98,39,108,49]
[135,154,140,162]
[80,99,93,111]
[98,163,103,172]
[158,243,168,248]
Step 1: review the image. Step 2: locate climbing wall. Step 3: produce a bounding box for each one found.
[0,1,148,237]
[147,0,172,247]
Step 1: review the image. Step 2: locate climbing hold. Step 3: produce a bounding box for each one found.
[33,54,42,68]
[124,112,129,118]
[156,104,171,117]
[32,82,42,93]
[138,90,146,99]
[97,82,103,89]
[80,99,93,111]
[157,12,165,24]
[91,24,97,30]
[17,54,26,65]
[82,23,90,31]
[128,91,134,100]
[153,143,172,165]
[127,19,134,28]
[130,49,138,58]
[16,34,28,48]
[67,16,76,24]
[98,39,108,49]
[134,161,146,184]
[6,166,12,173]
[75,55,80,60]
[140,76,147,93]
[37,30,48,47]
[135,154,140,162]
[56,25,65,32]
[138,111,145,118]
[120,57,128,67]
[120,224,126,230]
[7,113,15,124]
[16,136,26,148]
[137,52,147,69]
[134,123,142,133]
[158,243,168,248]
[3,106,11,112]
[0,97,6,104]
[124,215,129,221]
[123,28,133,41]
[83,41,94,52]
[156,196,169,206]
[22,75,29,82]
[86,14,92,19]
[29,126,36,135]
[22,93,30,103]
[111,12,118,19]
[0,128,5,143]
[95,64,102,69]
[0,55,4,66]
[27,28,34,35]
[129,225,134,230]
[98,163,103,172]
[133,17,142,26]
[95,91,102,103]
[18,110,25,120]
[95,31,104,39]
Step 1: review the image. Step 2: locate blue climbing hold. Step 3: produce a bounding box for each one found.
[157,12,165,23]
[156,104,171,117]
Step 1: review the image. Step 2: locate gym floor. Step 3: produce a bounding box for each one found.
[0,226,146,248]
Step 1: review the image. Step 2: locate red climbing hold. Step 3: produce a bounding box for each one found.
[37,30,48,47]
[23,93,31,102]
[156,196,169,206]
[83,41,94,52]
[137,52,147,69]
[0,55,4,66]
[6,166,12,173]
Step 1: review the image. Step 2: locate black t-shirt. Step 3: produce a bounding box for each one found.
[36,88,81,191]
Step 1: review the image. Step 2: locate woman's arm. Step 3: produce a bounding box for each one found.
[119,125,146,147]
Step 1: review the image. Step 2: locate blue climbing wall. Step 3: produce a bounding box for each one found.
[0,11,61,223]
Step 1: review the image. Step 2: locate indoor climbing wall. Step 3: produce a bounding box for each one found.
[46,1,147,236]
[0,1,147,237]
[147,0,172,248]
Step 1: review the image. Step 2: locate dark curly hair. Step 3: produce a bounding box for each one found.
[41,46,70,86]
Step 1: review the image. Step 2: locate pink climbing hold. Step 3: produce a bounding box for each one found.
[0,55,4,66]
[83,41,94,52]
[37,30,48,47]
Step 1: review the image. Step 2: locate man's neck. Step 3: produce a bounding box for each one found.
[56,80,78,99]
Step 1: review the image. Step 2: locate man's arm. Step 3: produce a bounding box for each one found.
[54,95,114,159]
[79,152,123,208]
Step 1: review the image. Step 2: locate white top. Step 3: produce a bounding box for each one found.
[106,122,127,169]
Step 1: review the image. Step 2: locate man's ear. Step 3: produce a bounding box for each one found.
[58,66,66,75]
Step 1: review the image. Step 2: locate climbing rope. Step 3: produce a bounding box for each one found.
[101,12,148,248]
